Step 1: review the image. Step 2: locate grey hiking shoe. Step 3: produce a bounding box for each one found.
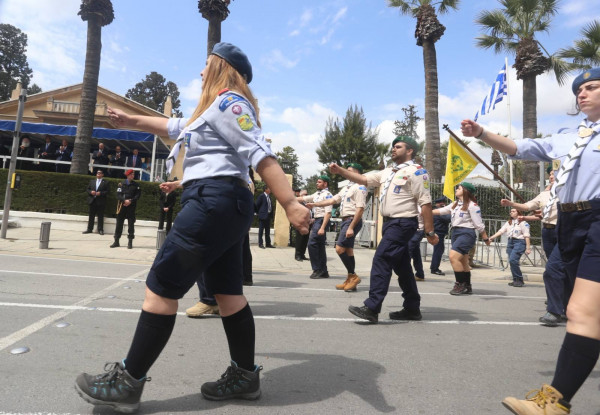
[201,361,263,401]
[75,361,149,413]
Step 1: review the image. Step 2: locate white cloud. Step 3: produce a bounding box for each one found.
[180,78,202,101]
[261,49,300,71]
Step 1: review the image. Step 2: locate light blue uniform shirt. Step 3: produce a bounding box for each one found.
[167,91,274,185]
[511,119,600,203]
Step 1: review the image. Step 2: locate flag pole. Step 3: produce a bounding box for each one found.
[442,124,525,202]
[505,57,515,199]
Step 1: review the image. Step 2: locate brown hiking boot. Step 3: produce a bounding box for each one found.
[344,274,361,292]
[502,384,571,414]
[335,274,352,290]
[186,302,219,317]
[449,282,469,295]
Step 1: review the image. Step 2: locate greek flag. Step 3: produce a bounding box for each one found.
[474,64,507,121]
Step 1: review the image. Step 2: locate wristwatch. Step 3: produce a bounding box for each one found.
[426,231,436,237]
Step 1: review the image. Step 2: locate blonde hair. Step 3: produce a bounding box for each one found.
[187,55,260,128]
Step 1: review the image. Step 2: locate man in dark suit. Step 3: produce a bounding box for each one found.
[255,186,274,248]
[430,197,451,275]
[126,148,142,180]
[158,182,177,234]
[38,135,58,171]
[16,136,34,170]
[92,143,110,174]
[55,139,72,173]
[110,145,126,178]
[83,169,110,235]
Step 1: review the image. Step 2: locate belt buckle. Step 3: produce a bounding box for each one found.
[575,200,591,211]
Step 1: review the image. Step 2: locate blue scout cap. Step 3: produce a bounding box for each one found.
[572,67,600,95]
[318,175,330,183]
[346,162,363,173]
[211,42,253,84]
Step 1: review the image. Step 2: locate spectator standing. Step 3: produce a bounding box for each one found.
[83,170,110,235]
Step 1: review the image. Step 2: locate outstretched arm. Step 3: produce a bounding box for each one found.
[329,163,367,185]
[461,119,517,156]
[108,107,169,137]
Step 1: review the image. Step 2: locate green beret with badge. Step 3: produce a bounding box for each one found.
[319,175,330,184]
[392,136,419,153]
[346,162,363,173]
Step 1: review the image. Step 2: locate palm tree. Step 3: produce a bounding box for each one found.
[198,0,233,57]
[70,0,114,175]
[388,0,460,182]
[475,0,560,192]
[557,20,600,69]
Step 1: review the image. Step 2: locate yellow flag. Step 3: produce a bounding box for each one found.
[443,137,478,201]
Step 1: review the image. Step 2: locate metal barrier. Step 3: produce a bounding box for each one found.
[39,221,51,249]
[156,229,166,250]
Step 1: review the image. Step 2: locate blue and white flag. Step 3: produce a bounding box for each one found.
[474,64,507,121]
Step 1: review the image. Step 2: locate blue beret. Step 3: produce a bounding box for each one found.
[211,42,253,84]
[572,67,600,95]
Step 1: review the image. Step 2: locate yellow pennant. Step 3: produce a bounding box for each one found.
[443,137,478,201]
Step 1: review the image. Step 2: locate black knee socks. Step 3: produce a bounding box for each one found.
[125,310,176,380]
[338,252,355,274]
[221,303,255,371]
[551,332,600,402]
[454,271,470,283]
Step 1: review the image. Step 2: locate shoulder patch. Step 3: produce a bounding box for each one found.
[359,185,367,191]
[414,169,427,176]
[236,114,254,131]
[218,88,230,95]
[326,195,333,199]
[219,94,245,112]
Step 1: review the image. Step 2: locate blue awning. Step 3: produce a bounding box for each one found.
[0,120,171,158]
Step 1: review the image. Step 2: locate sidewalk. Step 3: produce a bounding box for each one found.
[0,216,545,283]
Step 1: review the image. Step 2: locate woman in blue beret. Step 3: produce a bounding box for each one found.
[462,67,600,414]
[75,42,310,412]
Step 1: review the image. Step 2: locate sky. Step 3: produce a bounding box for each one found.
[2,0,600,182]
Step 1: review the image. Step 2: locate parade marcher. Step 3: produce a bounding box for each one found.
[408,211,426,281]
[83,169,110,235]
[294,189,310,261]
[299,175,333,279]
[307,162,367,292]
[433,182,491,295]
[430,197,451,275]
[488,208,531,287]
[75,42,309,411]
[110,169,141,249]
[330,136,438,323]
[461,67,600,415]
[500,167,570,326]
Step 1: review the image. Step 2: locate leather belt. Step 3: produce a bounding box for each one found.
[341,216,354,221]
[559,200,592,212]
[184,176,246,189]
[542,223,556,229]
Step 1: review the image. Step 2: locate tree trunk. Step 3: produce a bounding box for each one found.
[521,75,539,192]
[422,39,442,180]
[71,15,102,175]
[207,17,222,57]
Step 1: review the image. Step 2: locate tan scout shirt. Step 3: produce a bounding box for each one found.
[333,182,367,217]
[303,189,333,218]
[438,200,486,233]
[523,190,557,225]
[366,164,432,218]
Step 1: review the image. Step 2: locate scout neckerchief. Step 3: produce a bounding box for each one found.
[542,121,599,219]
[379,160,414,205]
[339,182,354,215]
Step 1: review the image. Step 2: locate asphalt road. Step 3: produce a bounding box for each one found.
[0,252,599,415]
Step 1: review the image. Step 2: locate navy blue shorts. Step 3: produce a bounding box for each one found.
[336,217,362,248]
[557,198,600,282]
[450,227,477,255]
[146,178,254,299]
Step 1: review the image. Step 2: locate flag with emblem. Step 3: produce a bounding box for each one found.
[443,137,478,201]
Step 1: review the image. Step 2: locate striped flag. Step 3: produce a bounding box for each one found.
[474,64,507,121]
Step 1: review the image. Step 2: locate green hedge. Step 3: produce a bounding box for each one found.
[0,169,182,221]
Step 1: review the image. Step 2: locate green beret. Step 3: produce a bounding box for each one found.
[546,165,553,175]
[346,162,363,173]
[319,175,330,183]
[459,182,476,194]
[392,135,418,150]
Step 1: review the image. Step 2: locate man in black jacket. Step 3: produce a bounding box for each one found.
[158,183,177,234]
[430,197,451,275]
[255,186,274,248]
[83,170,110,235]
[111,169,141,249]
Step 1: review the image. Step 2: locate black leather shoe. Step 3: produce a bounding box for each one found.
[317,271,329,279]
[389,308,422,321]
[243,280,253,286]
[348,305,378,323]
[266,245,276,248]
[82,230,92,234]
[127,240,133,249]
[309,271,320,279]
[295,255,303,261]
[301,255,309,261]
[110,241,120,248]
[431,269,445,276]
[98,230,104,235]
[259,245,265,249]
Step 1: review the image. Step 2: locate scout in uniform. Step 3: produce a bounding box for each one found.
[461,67,600,415]
[306,162,368,291]
[75,42,310,412]
[329,136,438,323]
[111,169,141,249]
[299,175,333,279]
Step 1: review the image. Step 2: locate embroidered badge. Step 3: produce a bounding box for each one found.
[219,95,244,111]
[231,104,242,115]
[423,181,430,189]
[414,169,427,176]
[359,185,367,191]
[393,185,402,193]
[184,132,192,148]
[459,212,464,217]
[236,114,254,131]
[326,195,333,199]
